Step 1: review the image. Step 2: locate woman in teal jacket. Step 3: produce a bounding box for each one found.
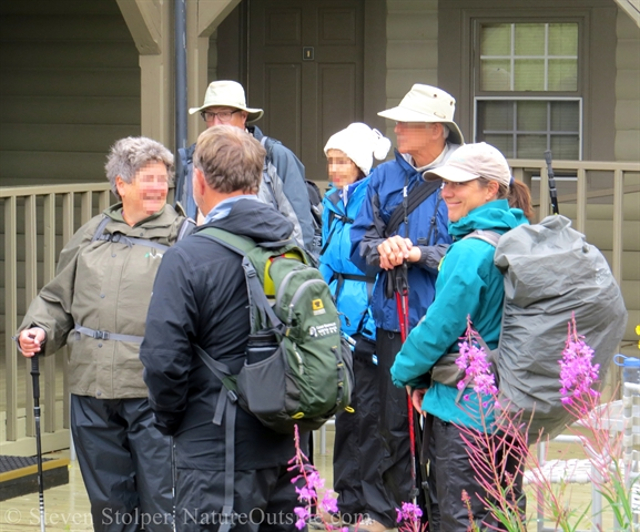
[390,142,533,532]
[318,123,391,529]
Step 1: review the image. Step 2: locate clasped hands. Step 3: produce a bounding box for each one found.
[377,235,421,270]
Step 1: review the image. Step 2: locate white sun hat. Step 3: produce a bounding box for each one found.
[423,142,512,187]
[189,80,264,124]
[378,84,464,145]
[324,123,391,176]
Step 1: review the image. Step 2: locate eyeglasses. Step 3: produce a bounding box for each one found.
[200,109,242,123]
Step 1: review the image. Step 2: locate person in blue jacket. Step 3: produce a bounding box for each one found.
[391,142,534,532]
[317,123,391,528]
[349,84,462,531]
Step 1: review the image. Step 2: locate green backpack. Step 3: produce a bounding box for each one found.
[196,227,354,434]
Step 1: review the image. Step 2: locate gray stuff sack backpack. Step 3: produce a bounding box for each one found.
[432,215,628,441]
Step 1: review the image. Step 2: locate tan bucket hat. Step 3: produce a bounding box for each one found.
[189,80,264,124]
[378,84,464,145]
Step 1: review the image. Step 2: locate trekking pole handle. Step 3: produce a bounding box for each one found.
[544,150,560,215]
[29,347,41,403]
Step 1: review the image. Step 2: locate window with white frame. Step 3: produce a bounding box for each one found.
[474,21,582,160]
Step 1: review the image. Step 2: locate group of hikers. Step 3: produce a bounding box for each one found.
[15,80,535,532]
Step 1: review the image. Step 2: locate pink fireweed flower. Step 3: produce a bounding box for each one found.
[559,316,600,405]
[294,506,310,530]
[396,502,423,523]
[321,491,339,514]
[455,320,499,403]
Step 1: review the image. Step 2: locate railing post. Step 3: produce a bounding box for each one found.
[575,167,587,234]
[24,195,38,436]
[43,194,56,433]
[81,191,93,225]
[62,193,74,430]
[4,196,18,441]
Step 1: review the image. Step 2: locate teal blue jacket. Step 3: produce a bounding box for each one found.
[390,200,529,431]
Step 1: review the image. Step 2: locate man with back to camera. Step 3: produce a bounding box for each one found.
[349,84,464,532]
[175,80,315,255]
[141,125,301,532]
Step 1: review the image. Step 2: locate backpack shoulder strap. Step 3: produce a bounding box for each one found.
[91,215,111,243]
[177,217,197,241]
[91,214,173,252]
[198,227,282,331]
[193,343,238,531]
[463,229,501,247]
[385,179,442,237]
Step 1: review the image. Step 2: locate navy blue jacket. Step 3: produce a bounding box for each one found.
[350,148,457,331]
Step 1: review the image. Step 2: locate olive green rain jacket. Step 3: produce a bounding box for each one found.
[17,203,187,399]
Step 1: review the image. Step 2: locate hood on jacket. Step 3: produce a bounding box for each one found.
[198,198,294,244]
[448,199,528,240]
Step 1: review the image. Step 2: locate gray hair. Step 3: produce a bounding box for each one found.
[194,125,264,194]
[105,136,174,198]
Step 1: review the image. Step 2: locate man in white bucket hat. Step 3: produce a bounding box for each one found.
[349,84,464,531]
[175,80,315,254]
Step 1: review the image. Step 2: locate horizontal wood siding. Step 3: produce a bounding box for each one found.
[0,0,140,187]
[384,0,439,141]
[615,8,640,161]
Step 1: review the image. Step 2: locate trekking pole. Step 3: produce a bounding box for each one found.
[393,264,419,504]
[30,352,46,532]
[544,150,560,215]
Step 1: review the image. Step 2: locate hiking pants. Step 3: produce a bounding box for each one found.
[353,329,414,528]
[426,416,526,532]
[333,349,381,524]
[173,464,300,532]
[70,394,174,532]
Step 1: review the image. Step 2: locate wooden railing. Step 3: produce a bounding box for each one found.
[1,159,639,454]
[1,183,111,455]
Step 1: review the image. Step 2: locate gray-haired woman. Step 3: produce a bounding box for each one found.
[16,136,193,532]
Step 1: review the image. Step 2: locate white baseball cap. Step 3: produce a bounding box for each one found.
[324,123,391,176]
[189,80,264,124]
[423,142,512,187]
[378,84,464,145]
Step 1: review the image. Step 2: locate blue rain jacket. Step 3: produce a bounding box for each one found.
[390,200,529,431]
[349,149,456,331]
[319,179,375,338]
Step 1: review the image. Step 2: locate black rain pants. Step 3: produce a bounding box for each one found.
[70,394,174,532]
[173,464,300,532]
[426,416,526,532]
[332,345,381,525]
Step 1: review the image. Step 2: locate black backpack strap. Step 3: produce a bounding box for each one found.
[193,344,238,532]
[319,210,354,257]
[385,178,442,237]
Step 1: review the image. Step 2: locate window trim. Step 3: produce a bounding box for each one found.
[473,96,583,160]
